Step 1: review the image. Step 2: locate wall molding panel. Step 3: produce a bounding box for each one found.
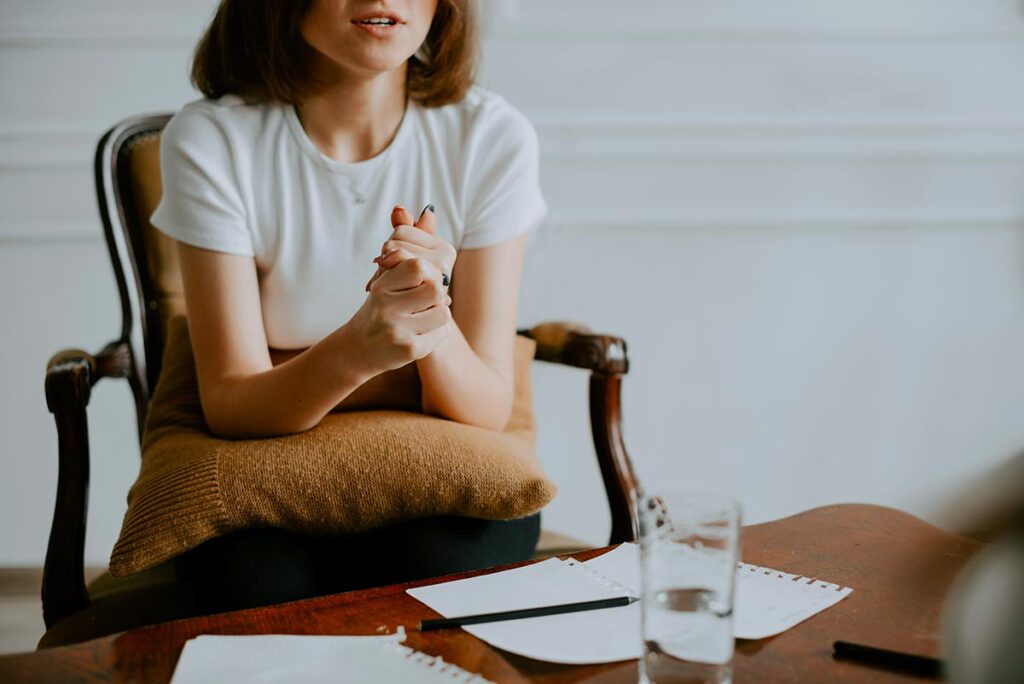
[535,121,1024,163]
[0,222,102,244]
[0,28,197,47]
[0,127,96,169]
[543,211,1024,234]
[0,2,213,46]
[488,0,1024,41]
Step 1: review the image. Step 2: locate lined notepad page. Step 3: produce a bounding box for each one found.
[407,543,853,664]
[170,632,493,684]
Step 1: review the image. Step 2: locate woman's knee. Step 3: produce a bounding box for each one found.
[177,527,326,613]
[355,514,541,583]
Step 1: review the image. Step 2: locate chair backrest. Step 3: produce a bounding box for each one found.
[95,114,176,435]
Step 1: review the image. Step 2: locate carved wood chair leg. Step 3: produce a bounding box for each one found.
[42,403,92,627]
[42,347,123,628]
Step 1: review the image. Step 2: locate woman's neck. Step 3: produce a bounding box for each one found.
[295,64,408,163]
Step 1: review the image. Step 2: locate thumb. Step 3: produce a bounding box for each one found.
[391,204,415,229]
[414,204,437,235]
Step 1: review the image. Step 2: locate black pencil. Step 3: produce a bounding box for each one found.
[833,640,944,677]
[418,595,638,631]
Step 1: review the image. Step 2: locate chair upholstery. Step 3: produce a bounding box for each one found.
[127,133,187,360]
[39,113,636,648]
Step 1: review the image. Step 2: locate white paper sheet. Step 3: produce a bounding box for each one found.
[732,561,854,639]
[407,544,853,664]
[169,632,492,684]
[585,543,854,640]
[408,558,641,664]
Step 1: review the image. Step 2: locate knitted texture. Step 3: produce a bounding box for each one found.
[109,317,555,577]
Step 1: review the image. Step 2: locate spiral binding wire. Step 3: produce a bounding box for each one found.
[737,561,850,592]
[561,557,637,597]
[378,641,494,683]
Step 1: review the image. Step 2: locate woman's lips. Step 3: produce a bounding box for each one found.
[352,19,403,38]
[351,11,405,38]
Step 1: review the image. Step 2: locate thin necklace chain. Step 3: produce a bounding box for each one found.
[294,100,407,204]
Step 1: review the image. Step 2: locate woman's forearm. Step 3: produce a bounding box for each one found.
[416,320,514,431]
[202,322,376,438]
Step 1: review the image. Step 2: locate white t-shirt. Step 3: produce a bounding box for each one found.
[151,86,547,350]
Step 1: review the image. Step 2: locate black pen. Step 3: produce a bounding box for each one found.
[418,595,638,631]
[833,640,944,677]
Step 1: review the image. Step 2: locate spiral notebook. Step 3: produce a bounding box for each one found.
[169,631,492,684]
[407,543,853,664]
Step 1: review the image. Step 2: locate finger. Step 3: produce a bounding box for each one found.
[391,205,415,229]
[407,303,451,334]
[385,228,454,277]
[415,204,437,235]
[398,278,448,312]
[385,227,438,251]
[364,265,384,292]
[376,245,430,270]
[376,257,442,292]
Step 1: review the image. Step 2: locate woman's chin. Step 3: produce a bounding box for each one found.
[334,50,414,78]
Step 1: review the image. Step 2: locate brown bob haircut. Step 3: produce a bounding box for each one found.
[192,1,478,108]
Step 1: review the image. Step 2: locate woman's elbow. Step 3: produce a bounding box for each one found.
[464,407,512,432]
[200,394,315,439]
[200,401,254,439]
[481,395,515,432]
[423,392,514,432]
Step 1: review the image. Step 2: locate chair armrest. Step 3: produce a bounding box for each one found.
[518,321,639,544]
[518,321,628,374]
[42,341,131,628]
[45,341,132,406]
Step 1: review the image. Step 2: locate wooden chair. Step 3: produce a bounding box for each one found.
[40,113,639,648]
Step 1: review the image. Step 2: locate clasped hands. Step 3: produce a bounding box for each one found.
[349,205,456,373]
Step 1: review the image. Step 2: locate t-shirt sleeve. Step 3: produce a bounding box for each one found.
[460,99,548,250]
[149,104,254,257]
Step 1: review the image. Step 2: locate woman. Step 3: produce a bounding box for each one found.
[154,0,547,612]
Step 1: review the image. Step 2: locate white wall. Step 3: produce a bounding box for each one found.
[2,0,1023,565]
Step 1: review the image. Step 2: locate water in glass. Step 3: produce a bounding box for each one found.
[639,493,739,684]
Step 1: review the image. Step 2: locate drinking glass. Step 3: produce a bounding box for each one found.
[638,491,741,684]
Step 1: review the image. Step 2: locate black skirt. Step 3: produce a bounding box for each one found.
[176,514,541,614]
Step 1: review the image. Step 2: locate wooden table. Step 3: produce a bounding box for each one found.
[0,504,980,683]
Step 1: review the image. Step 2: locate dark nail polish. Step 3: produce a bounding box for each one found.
[426,204,435,214]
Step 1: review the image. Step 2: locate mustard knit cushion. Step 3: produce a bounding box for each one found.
[109,317,556,577]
